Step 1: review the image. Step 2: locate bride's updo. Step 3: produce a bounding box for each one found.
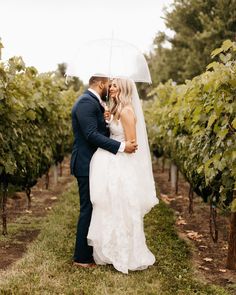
[109,78,134,120]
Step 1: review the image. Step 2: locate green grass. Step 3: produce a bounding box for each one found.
[0,215,43,243]
[0,182,231,295]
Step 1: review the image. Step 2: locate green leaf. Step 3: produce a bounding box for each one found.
[192,106,202,123]
[207,114,217,128]
[197,165,204,174]
[205,105,213,114]
[222,39,233,52]
[206,62,219,70]
[229,79,236,88]
[231,199,236,213]
[25,110,36,120]
[219,53,232,64]
[232,118,236,129]
[217,129,228,140]
[211,47,224,58]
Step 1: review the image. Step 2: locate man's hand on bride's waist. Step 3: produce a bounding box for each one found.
[124,140,138,153]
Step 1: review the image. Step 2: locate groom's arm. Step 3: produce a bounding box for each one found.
[76,97,120,154]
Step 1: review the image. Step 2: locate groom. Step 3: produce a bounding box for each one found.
[71,75,137,267]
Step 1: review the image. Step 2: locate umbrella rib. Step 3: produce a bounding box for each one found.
[108,31,114,79]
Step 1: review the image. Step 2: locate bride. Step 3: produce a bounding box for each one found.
[87,78,158,274]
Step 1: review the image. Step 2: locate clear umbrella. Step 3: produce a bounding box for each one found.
[66,38,152,84]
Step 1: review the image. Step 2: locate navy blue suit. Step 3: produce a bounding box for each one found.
[71,90,120,263]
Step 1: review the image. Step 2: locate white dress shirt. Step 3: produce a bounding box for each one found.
[88,88,125,152]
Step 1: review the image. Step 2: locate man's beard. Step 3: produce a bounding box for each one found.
[101,87,108,101]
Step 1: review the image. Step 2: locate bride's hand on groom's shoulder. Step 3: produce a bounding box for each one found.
[124,140,138,153]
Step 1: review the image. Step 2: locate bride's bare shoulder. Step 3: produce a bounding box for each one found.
[120,106,136,121]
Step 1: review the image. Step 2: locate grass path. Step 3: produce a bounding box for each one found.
[0,182,230,295]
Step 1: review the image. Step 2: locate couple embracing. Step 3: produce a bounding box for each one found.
[70,76,158,274]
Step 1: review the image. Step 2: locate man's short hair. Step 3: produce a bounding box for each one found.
[89,75,108,86]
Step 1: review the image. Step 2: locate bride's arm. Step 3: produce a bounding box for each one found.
[120,107,137,144]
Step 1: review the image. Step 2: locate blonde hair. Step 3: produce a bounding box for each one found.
[110,78,134,120]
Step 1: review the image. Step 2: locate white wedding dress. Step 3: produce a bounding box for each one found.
[88,115,158,274]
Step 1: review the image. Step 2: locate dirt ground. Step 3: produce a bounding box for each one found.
[1,156,236,290]
[0,157,74,270]
[153,159,236,289]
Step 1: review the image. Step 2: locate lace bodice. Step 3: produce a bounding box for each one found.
[109,119,125,142]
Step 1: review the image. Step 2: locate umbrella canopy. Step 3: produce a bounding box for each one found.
[66,38,152,84]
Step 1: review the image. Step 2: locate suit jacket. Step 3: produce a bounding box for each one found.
[70,90,121,177]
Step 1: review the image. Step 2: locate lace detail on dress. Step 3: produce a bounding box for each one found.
[109,119,125,142]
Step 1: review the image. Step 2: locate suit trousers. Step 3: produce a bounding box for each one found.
[73,176,94,263]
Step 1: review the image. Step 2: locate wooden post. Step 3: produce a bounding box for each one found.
[162,157,165,173]
[59,162,63,177]
[227,212,236,269]
[188,185,194,215]
[45,171,50,189]
[1,176,8,235]
[175,168,179,195]
[53,164,58,185]
[227,192,236,269]
[209,200,218,243]
[171,163,177,190]
[168,163,171,182]
[25,187,31,210]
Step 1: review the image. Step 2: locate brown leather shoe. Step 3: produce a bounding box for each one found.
[73,262,96,268]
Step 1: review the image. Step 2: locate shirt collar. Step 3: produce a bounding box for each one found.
[88,88,103,104]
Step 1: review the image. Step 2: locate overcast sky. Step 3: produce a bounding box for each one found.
[0,0,173,73]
